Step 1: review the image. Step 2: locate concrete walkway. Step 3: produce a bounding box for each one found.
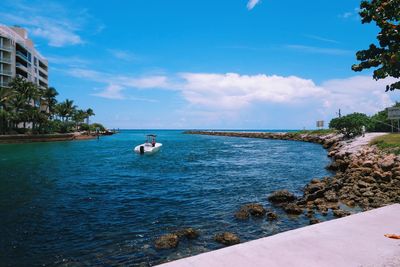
[158,204,400,267]
[339,132,387,154]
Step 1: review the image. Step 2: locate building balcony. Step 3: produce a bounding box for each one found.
[16,62,29,72]
[16,51,29,62]
[0,69,12,76]
[0,57,11,64]
[39,65,48,74]
[0,44,12,52]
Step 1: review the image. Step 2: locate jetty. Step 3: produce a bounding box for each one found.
[158,204,400,267]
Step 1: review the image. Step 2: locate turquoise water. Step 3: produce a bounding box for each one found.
[0,130,332,266]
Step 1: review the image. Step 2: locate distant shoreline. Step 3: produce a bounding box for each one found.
[0,132,98,144]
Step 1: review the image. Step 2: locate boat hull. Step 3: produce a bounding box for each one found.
[134,143,162,154]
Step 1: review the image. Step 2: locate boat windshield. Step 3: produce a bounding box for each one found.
[146,134,157,144]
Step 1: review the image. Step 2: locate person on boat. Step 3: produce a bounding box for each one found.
[151,138,156,147]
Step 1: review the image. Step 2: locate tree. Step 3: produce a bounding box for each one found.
[352,0,400,91]
[329,112,371,137]
[85,108,95,125]
[43,87,58,117]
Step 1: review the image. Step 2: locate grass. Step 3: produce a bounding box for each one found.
[370,133,400,155]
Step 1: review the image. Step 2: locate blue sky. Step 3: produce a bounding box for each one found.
[1,0,399,129]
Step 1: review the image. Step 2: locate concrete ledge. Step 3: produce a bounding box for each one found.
[158,204,400,267]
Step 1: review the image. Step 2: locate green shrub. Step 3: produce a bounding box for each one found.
[329,113,370,138]
[90,123,106,132]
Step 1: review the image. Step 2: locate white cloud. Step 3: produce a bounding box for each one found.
[108,49,138,62]
[0,2,92,47]
[93,84,125,100]
[65,67,398,119]
[321,76,395,115]
[247,0,260,10]
[304,34,340,44]
[177,73,324,109]
[286,44,352,55]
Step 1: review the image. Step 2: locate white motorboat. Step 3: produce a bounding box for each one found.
[134,134,162,154]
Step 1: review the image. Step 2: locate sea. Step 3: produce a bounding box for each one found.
[0,130,333,266]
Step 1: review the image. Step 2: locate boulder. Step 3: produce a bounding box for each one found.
[155,233,179,250]
[215,232,240,246]
[324,191,338,202]
[268,190,296,204]
[176,228,199,239]
[379,155,396,171]
[266,211,278,220]
[235,203,266,219]
[332,209,351,218]
[309,218,321,225]
[283,203,303,215]
[234,208,250,220]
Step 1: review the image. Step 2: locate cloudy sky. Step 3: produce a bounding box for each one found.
[0,0,399,129]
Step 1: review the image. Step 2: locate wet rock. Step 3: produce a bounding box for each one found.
[266,211,278,220]
[176,228,199,239]
[246,203,266,217]
[234,208,250,220]
[283,203,303,215]
[309,218,321,225]
[332,209,351,218]
[268,190,296,204]
[215,232,240,246]
[155,233,179,250]
[235,203,266,220]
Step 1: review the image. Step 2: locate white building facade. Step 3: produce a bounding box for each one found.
[0,25,48,89]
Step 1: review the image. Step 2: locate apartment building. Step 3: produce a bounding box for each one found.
[0,25,48,89]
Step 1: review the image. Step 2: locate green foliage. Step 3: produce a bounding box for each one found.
[295,129,337,135]
[0,77,98,135]
[352,0,400,91]
[80,123,90,131]
[329,113,370,137]
[368,102,400,132]
[90,123,106,132]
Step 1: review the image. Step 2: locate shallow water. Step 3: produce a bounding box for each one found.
[0,130,332,266]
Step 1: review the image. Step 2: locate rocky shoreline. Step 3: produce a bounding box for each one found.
[185,131,400,220]
[0,131,115,144]
[154,130,400,252]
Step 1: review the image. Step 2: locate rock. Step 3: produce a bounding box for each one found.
[268,190,296,204]
[266,211,278,220]
[332,209,351,218]
[381,172,392,182]
[234,208,250,220]
[309,218,321,225]
[362,161,374,168]
[379,155,395,171]
[246,203,266,217]
[215,232,240,246]
[324,191,338,202]
[283,203,303,215]
[176,228,199,239]
[360,176,376,184]
[235,203,266,219]
[155,233,179,249]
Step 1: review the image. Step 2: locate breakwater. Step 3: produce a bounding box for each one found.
[186,131,400,214]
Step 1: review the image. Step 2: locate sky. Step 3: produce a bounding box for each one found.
[0,0,399,129]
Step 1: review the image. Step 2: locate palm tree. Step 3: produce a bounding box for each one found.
[0,87,14,134]
[85,108,95,125]
[43,87,58,117]
[72,109,86,131]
